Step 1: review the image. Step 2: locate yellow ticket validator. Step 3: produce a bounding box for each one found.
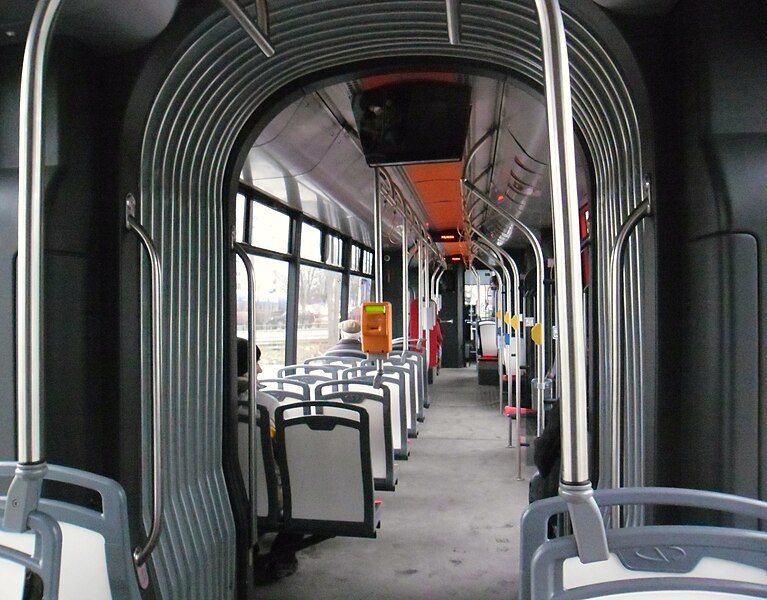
[361,301,393,355]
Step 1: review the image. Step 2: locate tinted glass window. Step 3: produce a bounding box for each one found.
[300,223,322,261]
[236,254,289,377]
[250,202,290,254]
[296,265,342,362]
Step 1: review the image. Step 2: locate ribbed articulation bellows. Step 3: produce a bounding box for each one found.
[137,1,653,597]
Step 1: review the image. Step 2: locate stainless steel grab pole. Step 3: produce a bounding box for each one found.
[445,0,461,44]
[219,0,275,57]
[417,240,424,347]
[425,255,432,379]
[463,181,548,435]
[233,239,260,545]
[469,266,481,367]
[373,169,385,378]
[435,270,445,311]
[373,169,384,303]
[533,0,608,562]
[126,196,165,570]
[3,0,64,535]
[462,129,495,181]
[402,220,409,348]
[473,243,510,402]
[16,0,63,468]
[475,235,524,480]
[608,188,651,527]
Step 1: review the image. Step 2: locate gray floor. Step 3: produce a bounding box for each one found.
[255,367,537,600]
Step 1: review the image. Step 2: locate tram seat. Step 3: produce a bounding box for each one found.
[278,373,335,400]
[520,487,767,600]
[256,378,311,402]
[476,320,500,385]
[0,463,141,600]
[392,341,428,407]
[477,320,498,358]
[314,384,398,492]
[406,349,429,411]
[342,368,410,458]
[305,355,362,367]
[380,360,420,435]
[278,364,347,378]
[386,353,426,424]
[275,403,382,538]
[0,507,61,600]
[503,405,536,420]
[238,398,301,532]
[324,349,368,359]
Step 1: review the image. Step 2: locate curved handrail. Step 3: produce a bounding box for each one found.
[532,0,607,563]
[125,195,164,570]
[232,240,259,544]
[219,0,274,57]
[474,236,524,480]
[16,0,64,468]
[445,0,461,44]
[608,179,652,526]
[462,180,548,436]
[4,0,64,535]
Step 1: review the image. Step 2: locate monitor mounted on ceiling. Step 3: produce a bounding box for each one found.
[352,81,472,167]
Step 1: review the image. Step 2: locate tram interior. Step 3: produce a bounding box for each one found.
[1,1,767,599]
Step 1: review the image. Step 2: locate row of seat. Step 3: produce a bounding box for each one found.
[238,347,431,543]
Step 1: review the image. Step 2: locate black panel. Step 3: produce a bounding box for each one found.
[672,234,759,526]
[635,0,767,524]
[0,37,128,510]
[352,82,471,166]
[439,266,464,368]
[382,251,403,339]
[0,169,17,460]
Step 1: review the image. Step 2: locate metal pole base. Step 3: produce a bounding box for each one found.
[559,482,609,563]
[2,461,47,532]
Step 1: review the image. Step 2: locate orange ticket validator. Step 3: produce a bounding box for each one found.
[361,301,393,355]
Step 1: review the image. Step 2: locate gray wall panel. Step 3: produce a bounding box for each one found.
[677,234,759,525]
[128,0,653,594]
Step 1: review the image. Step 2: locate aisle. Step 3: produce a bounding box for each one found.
[255,367,537,599]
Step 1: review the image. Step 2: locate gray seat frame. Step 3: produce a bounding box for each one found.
[520,487,767,600]
[1,462,141,600]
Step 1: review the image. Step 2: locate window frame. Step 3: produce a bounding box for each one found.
[236,182,374,364]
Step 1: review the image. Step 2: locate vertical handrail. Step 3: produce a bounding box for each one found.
[232,238,259,545]
[435,269,445,311]
[125,195,165,571]
[608,181,652,526]
[255,0,270,35]
[424,255,431,387]
[445,0,461,44]
[475,235,524,480]
[429,267,442,307]
[417,240,424,345]
[461,128,496,182]
[493,269,505,414]
[373,169,384,303]
[469,266,482,368]
[3,0,63,534]
[218,0,275,57]
[462,181,548,435]
[472,245,508,412]
[372,169,385,379]
[401,221,409,349]
[533,0,608,562]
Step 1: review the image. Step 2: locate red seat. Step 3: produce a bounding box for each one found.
[503,406,536,416]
